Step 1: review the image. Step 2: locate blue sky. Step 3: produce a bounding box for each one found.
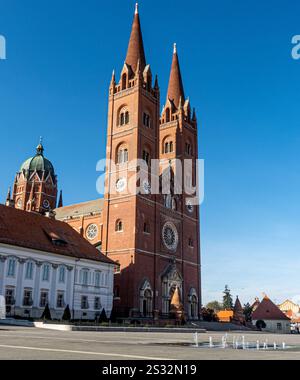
[1,0,300,306]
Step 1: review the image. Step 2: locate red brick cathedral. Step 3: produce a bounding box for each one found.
[100,4,201,320]
[7,4,201,321]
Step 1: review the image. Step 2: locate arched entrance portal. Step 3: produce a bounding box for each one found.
[188,288,199,320]
[139,280,153,318]
[161,265,183,317]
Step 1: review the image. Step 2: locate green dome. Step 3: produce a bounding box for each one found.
[19,143,55,176]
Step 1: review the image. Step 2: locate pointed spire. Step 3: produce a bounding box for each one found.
[178,96,183,109]
[171,287,182,308]
[6,187,11,202]
[167,43,185,109]
[5,187,12,207]
[125,3,146,74]
[192,107,197,121]
[135,2,139,14]
[110,69,115,84]
[136,58,141,75]
[29,180,35,201]
[154,75,159,92]
[58,190,63,208]
[36,136,44,156]
[5,187,14,208]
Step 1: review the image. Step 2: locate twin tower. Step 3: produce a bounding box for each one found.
[102,4,201,320]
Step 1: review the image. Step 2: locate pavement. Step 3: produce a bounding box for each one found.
[0,326,300,360]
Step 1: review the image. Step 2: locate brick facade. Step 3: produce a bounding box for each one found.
[101,6,201,320]
[55,5,202,321]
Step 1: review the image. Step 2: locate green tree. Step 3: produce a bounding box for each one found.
[223,285,233,310]
[243,303,253,322]
[41,304,52,321]
[256,320,266,330]
[62,305,71,322]
[201,308,219,322]
[109,307,117,323]
[206,301,222,312]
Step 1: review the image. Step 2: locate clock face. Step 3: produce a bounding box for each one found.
[86,224,98,241]
[162,222,179,252]
[116,178,127,193]
[43,199,50,209]
[142,180,151,195]
[186,200,194,213]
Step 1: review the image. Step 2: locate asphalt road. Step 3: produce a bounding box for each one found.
[0,326,300,360]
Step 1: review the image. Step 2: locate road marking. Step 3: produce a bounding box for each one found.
[0,332,189,345]
[0,344,170,360]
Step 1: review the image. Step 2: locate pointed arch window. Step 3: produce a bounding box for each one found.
[143,112,151,128]
[116,220,123,232]
[170,142,174,153]
[142,149,151,166]
[185,142,192,156]
[117,147,129,164]
[119,107,130,126]
[163,141,174,154]
[165,108,170,123]
[143,222,150,234]
[122,73,127,90]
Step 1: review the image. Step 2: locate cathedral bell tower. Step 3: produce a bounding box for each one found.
[7,140,58,215]
[102,3,160,317]
[102,4,201,320]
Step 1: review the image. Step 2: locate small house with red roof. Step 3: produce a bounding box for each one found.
[252,295,291,334]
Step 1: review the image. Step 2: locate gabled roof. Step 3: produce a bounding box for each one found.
[251,297,261,311]
[0,205,113,265]
[54,199,104,220]
[252,296,290,321]
[233,297,244,316]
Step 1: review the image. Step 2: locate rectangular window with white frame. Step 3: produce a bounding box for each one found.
[95,272,101,287]
[82,269,89,286]
[7,258,16,277]
[5,287,15,306]
[23,289,33,307]
[94,297,101,310]
[81,296,89,310]
[25,261,34,280]
[56,292,65,308]
[59,266,65,283]
[40,291,49,308]
[42,264,50,282]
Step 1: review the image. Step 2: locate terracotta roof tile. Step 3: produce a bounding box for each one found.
[125,7,146,74]
[0,205,114,265]
[252,296,290,321]
[54,199,103,220]
[167,46,185,108]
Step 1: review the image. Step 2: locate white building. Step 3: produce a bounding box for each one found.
[0,204,115,320]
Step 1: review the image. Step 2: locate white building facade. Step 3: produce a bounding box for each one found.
[0,243,114,320]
